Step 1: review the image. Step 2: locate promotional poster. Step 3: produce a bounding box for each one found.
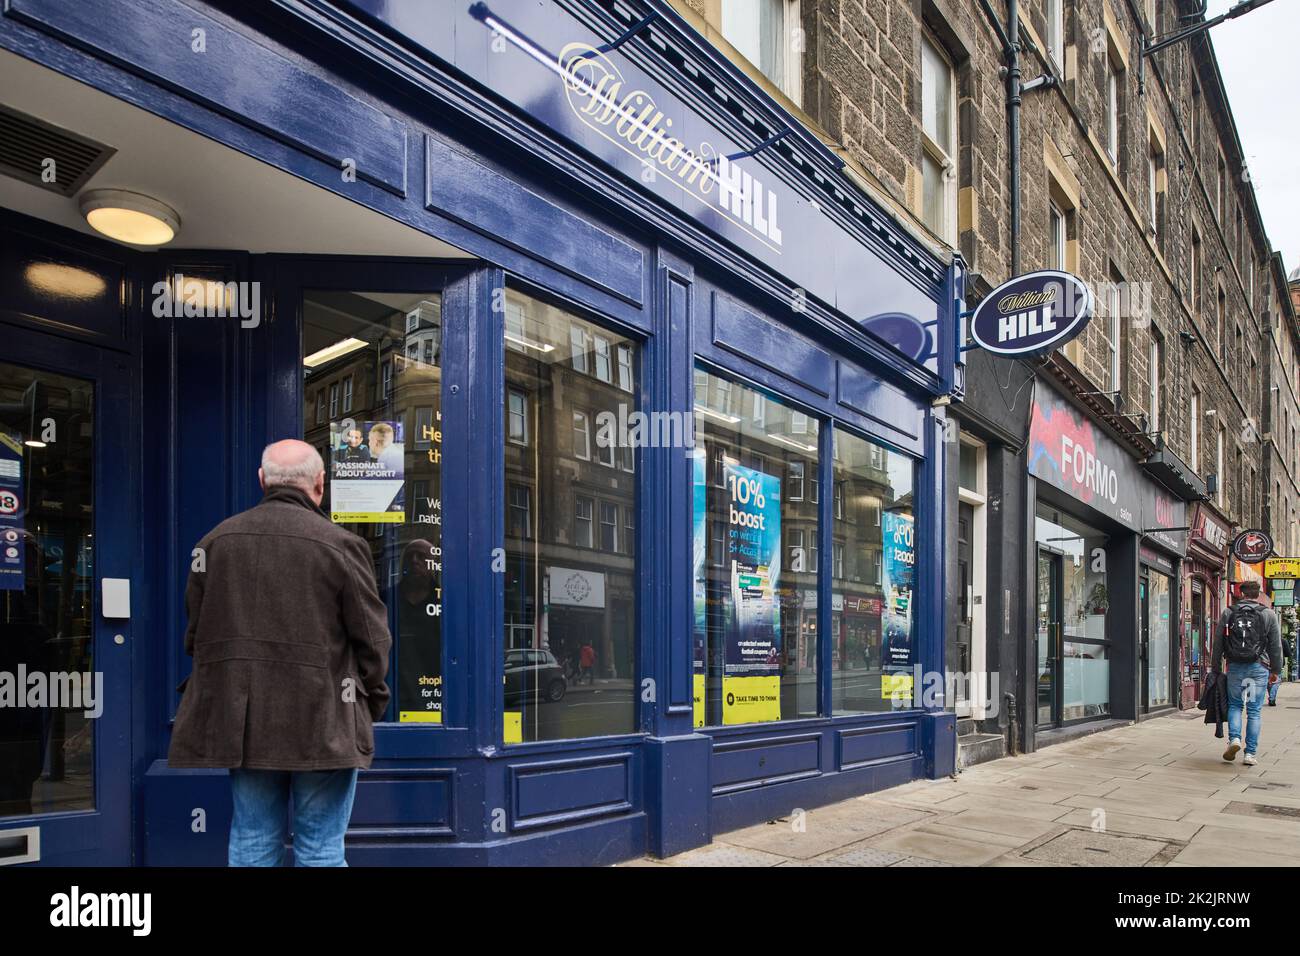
[329,419,406,523]
[0,432,24,591]
[720,462,782,725]
[880,510,916,702]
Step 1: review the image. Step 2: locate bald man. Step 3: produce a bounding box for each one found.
[168,439,392,866]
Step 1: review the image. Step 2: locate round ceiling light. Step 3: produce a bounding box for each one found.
[79,189,180,246]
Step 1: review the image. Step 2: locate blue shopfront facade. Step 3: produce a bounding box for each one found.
[0,0,960,865]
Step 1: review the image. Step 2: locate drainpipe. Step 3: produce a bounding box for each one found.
[1006,0,1021,276]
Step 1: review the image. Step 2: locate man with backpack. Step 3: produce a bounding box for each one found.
[1212,581,1283,766]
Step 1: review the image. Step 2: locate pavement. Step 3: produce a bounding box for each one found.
[625,682,1300,867]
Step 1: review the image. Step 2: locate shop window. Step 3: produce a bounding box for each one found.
[693,367,819,726]
[1035,506,1110,722]
[832,429,917,714]
[503,289,638,743]
[301,290,444,725]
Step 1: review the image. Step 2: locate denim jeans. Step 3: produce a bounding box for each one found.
[228,768,359,867]
[1226,662,1270,756]
[1268,677,1281,704]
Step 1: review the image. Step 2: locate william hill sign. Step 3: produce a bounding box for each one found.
[969,270,1094,357]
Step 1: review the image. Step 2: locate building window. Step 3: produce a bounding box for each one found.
[1190,76,1200,148]
[1217,286,1226,356]
[788,460,805,500]
[1147,135,1162,236]
[833,542,844,579]
[508,483,532,539]
[693,367,822,725]
[329,382,339,419]
[507,389,529,445]
[1049,201,1067,270]
[1105,56,1120,166]
[1045,0,1064,72]
[342,375,354,413]
[315,390,325,425]
[1149,333,1162,434]
[575,495,593,548]
[616,344,634,393]
[572,409,591,460]
[381,359,393,399]
[599,501,619,552]
[1216,425,1225,507]
[1103,280,1122,393]
[504,289,638,743]
[720,0,802,104]
[1217,153,1226,220]
[569,325,589,373]
[920,33,957,242]
[1190,385,1200,473]
[1191,227,1201,310]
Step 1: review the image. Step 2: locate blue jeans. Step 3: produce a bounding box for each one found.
[228,768,359,867]
[1226,662,1270,756]
[1268,678,1281,704]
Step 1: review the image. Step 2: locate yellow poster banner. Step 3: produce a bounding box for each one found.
[721,675,780,725]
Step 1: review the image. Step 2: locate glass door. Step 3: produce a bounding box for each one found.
[1036,550,1060,727]
[1140,576,1150,711]
[0,328,134,865]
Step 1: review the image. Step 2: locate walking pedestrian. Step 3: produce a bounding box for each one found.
[1212,581,1283,766]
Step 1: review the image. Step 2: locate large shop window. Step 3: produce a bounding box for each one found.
[503,290,638,744]
[1035,505,1110,723]
[831,429,916,714]
[302,291,444,725]
[693,367,820,726]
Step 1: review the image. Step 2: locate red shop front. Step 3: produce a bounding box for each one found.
[1182,503,1232,708]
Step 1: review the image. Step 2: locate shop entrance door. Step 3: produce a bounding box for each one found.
[0,327,134,866]
[1140,575,1151,711]
[1036,549,1061,727]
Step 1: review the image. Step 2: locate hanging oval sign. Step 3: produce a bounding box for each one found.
[1232,528,1274,564]
[969,269,1095,357]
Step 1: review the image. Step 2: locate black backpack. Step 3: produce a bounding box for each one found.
[1224,602,1268,664]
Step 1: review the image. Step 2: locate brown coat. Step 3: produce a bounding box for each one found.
[167,486,392,771]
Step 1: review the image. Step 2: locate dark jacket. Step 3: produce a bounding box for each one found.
[1198,671,1228,738]
[1211,600,1284,675]
[167,485,392,771]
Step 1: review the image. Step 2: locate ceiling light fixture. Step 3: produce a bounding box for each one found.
[78,189,180,246]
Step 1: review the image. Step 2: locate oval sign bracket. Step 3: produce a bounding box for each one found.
[964,269,1095,358]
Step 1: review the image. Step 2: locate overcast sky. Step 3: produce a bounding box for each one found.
[1203,0,1299,276]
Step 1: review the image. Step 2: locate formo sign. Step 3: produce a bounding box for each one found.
[968,270,1094,357]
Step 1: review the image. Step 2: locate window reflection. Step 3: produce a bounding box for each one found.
[302,291,443,724]
[693,367,818,726]
[0,363,95,819]
[503,290,638,743]
[831,429,916,713]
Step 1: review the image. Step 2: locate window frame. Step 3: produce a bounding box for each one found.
[919,30,958,243]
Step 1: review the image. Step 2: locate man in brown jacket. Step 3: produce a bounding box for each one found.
[168,439,392,866]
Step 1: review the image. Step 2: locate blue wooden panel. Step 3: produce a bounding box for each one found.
[712,291,833,398]
[509,752,635,829]
[6,0,408,196]
[349,769,456,836]
[424,135,645,306]
[0,223,127,346]
[711,731,822,792]
[836,721,919,770]
[836,360,925,452]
